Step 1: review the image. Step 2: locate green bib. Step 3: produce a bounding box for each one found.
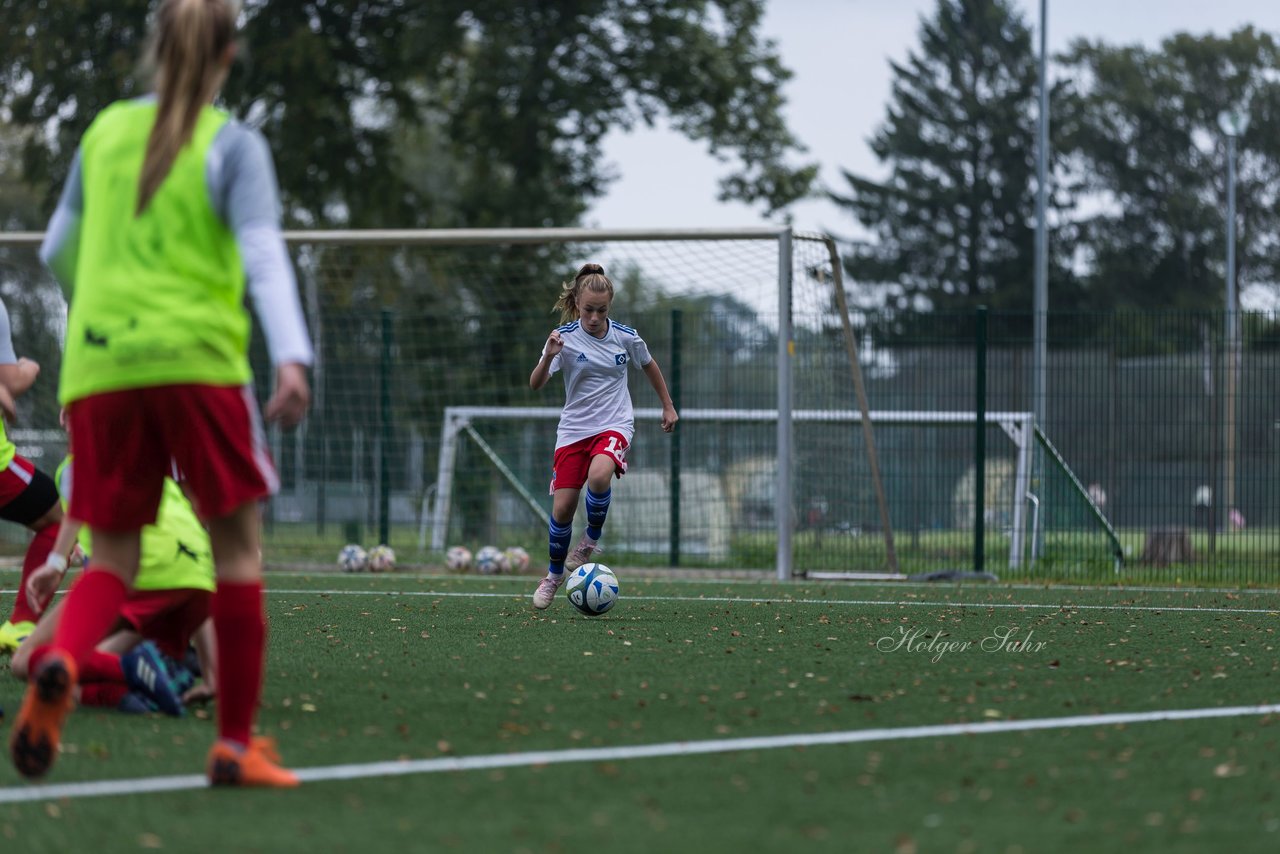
[0,417,13,471]
[61,100,249,404]
[55,456,215,593]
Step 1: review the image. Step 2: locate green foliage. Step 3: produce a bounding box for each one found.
[0,0,815,231]
[831,0,1080,323]
[1056,27,1280,312]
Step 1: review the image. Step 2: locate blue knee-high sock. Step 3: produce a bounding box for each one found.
[585,487,611,541]
[548,518,573,576]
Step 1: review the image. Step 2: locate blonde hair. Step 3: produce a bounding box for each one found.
[136,0,238,216]
[554,263,614,323]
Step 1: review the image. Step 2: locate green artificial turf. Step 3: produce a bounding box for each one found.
[0,571,1277,852]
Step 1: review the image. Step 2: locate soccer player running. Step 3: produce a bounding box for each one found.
[0,299,64,654]
[13,0,312,786]
[529,264,678,610]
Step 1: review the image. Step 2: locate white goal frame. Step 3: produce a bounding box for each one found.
[432,405,1038,577]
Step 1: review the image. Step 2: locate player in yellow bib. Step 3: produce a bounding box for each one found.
[0,301,64,653]
[15,0,312,786]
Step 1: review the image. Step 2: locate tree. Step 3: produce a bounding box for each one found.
[0,0,815,231]
[1055,27,1280,314]
[830,0,1079,322]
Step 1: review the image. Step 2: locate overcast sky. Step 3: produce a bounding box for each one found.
[586,0,1280,237]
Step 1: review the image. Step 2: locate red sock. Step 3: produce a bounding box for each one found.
[78,650,125,683]
[80,683,129,708]
[49,570,129,669]
[213,580,266,747]
[10,523,58,624]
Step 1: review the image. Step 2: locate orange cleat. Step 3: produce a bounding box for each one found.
[207,737,300,788]
[9,650,78,780]
[251,736,282,763]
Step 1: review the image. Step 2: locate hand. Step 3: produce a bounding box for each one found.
[265,362,311,429]
[26,560,67,615]
[69,543,86,569]
[182,682,216,705]
[661,405,679,433]
[544,330,564,357]
[0,383,15,421]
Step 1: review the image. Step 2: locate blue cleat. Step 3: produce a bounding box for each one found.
[116,691,159,715]
[121,641,185,717]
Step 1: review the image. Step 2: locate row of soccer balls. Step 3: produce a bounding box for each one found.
[337,544,397,573]
[336,544,535,574]
[445,545,532,575]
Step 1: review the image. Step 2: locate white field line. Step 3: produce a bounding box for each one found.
[273,588,1280,615]
[141,571,1280,597]
[7,566,1280,600]
[2,586,1276,615]
[259,571,1280,596]
[1,703,1276,805]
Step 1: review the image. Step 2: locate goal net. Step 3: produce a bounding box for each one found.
[0,228,1121,577]
[431,405,1122,575]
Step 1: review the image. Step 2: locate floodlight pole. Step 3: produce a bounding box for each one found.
[1217,108,1248,532]
[1028,0,1050,563]
[1225,132,1237,531]
[1033,0,1049,434]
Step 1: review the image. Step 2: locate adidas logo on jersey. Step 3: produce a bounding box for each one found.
[576,353,588,362]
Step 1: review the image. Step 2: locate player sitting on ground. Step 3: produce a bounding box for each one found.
[13,453,217,717]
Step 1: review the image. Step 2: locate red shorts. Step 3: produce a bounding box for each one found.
[550,431,629,492]
[119,588,212,661]
[67,384,278,530]
[0,455,36,505]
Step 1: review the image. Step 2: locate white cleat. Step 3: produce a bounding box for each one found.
[532,574,565,610]
[563,535,599,572]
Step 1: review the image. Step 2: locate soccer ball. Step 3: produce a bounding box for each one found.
[338,544,368,573]
[565,562,619,616]
[445,545,472,572]
[475,545,506,575]
[504,546,530,573]
[367,544,397,572]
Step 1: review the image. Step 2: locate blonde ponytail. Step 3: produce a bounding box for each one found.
[136,0,237,215]
[554,263,614,323]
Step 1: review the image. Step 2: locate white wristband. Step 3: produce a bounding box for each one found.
[46,553,68,573]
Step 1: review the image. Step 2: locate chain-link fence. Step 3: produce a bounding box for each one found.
[1,231,1277,585]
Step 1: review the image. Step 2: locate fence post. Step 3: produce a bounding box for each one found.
[975,306,988,573]
[669,308,683,567]
[776,229,794,580]
[379,308,393,546]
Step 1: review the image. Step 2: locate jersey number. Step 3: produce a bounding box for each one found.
[604,436,627,462]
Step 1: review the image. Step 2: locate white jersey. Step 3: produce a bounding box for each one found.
[543,319,652,449]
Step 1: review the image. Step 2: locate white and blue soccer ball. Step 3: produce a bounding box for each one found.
[367,544,397,572]
[566,562,619,616]
[445,545,472,572]
[475,545,506,575]
[504,545,530,574]
[338,544,368,573]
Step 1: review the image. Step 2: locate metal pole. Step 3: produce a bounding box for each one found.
[776,229,794,581]
[1032,0,1049,432]
[975,307,989,573]
[378,308,393,547]
[1224,135,1238,529]
[669,309,683,568]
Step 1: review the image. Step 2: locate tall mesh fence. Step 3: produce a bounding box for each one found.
[1,231,1278,584]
